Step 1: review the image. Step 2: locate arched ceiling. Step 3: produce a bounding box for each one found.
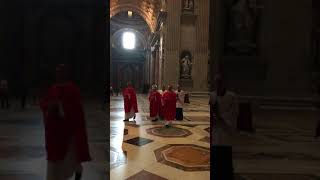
[110,0,162,32]
[110,11,150,37]
[110,11,150,51]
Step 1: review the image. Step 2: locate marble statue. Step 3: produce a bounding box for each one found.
[230,0,254,42]
[183,0,194,10]
[227,0,257,54]
[180,55,192,79]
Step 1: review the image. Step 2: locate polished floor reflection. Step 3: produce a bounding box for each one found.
[110,95,211,180]
[110,95,320,180]
[0,99,107,180]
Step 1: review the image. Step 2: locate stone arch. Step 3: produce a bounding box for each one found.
[110,5,155,32]
[110,0,162,33]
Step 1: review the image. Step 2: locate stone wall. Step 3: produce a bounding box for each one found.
[163,0,209,91]
[210,0,313,97]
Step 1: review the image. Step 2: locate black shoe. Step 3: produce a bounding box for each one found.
[165,124,170,128]
[123,119,129,122]
[152,118,158,122]
[133,115,136,120]
[75,172,82,180]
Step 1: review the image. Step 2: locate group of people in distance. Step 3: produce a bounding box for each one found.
[121,82,187,128]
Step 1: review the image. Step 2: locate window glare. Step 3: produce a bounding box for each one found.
[122,32,135,50]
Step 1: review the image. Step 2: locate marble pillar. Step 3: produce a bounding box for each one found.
[163,0,210,91]
[193,0,210,91]
[163,0,181,87]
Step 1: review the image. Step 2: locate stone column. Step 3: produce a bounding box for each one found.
[209,0,226,91]
[155,44,160,86]
[163,0,181,86]
[194,0,210,91]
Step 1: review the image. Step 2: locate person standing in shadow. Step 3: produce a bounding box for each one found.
[0,78,9,109]
[175,85,185,121]
[40,64,91,180]
[20,79,28,110]
[209,74,239,180]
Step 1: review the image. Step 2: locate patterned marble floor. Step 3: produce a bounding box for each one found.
[110,95,320,180]
[110,95,210,180]
[0,98,107,180]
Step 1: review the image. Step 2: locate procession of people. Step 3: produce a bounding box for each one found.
[120,81,189,128]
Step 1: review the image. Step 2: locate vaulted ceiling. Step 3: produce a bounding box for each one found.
[110,11,150,36]
[110,0,163,32]
[110,11,149,50]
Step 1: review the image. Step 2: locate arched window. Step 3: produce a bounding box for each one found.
[122,32,136,50]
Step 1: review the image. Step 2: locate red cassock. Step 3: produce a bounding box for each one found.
[149,91,162,117]
[39,81,91,163]
[162,91,177,121]
[123,86,138,113]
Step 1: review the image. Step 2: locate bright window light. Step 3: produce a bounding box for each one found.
[128,11,133,17]
[122,32,135,50]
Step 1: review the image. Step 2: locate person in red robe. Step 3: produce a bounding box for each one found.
[158,85,166,120]
[40,64,91,180]
[123,82,138,121]
[162,85,177,128]
[149,84,162,122]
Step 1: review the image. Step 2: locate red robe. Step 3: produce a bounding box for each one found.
[162,91,177,121]
[123,86,138,113]
[149,91,162,117]
[39,81,91,163]
[159,91,166,118]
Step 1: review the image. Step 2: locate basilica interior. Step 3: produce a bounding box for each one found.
[110,0,320,180]
[0,0,319,179]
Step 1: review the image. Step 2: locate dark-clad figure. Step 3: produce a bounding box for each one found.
[20,80,28,109]
[209,74,239,145]
[40,64,91,180]
[123,82,138,122]
[0,79,9,109]
[110,85,114,96]
[115,86,119,96]
[175,85,186,121]
[149,84,162,122]
[209,74,239,179]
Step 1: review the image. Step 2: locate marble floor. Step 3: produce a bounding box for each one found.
[110,95,210,180]
[0,98,107,180]
[110,94,320,180]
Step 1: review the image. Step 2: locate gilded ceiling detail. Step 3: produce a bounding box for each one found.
[110,0,162,32]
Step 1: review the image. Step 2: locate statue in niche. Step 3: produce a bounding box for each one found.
[180,51,192,79]
[227,0,260,55]
[183,0,194,11]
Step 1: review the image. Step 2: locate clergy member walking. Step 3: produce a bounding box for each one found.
[40,64,91,180]
[162,85,177,128]
[158,85,166,120]
[149,84,162,122]
[123,82,138,122]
